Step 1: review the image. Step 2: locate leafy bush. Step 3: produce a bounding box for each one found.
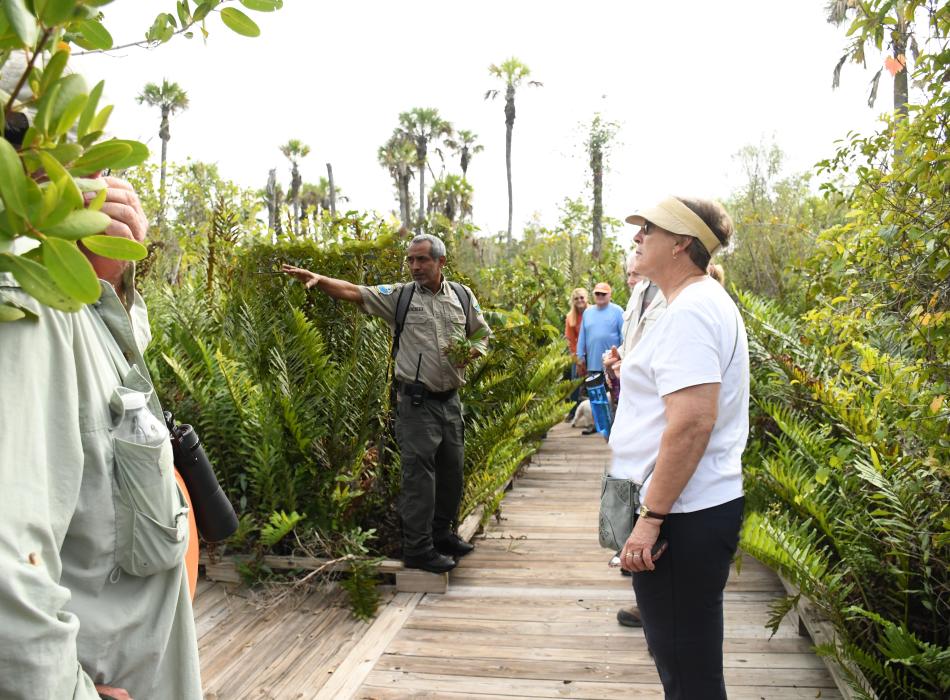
[740,292,948,698]
[146,215,575,614]
[737,29,949,695]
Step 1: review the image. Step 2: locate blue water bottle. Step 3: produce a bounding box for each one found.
[584,373,613,439]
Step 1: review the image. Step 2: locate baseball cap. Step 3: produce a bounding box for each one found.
[593,282,611,293]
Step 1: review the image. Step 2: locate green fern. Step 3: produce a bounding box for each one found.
[259,510,305,548]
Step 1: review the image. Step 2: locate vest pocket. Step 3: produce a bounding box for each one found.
[113,437,189,577]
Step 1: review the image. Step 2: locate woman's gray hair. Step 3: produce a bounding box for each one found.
[409,233,446,259]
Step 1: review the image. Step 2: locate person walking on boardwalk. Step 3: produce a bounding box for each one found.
[610,196,748,699]
[282,234,490,574]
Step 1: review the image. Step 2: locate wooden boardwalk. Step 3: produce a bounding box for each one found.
[197,422,840,699]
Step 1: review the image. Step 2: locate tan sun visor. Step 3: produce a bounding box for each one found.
[625,197,721,256]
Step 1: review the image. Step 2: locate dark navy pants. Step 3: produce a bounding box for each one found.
[632,497,744,699]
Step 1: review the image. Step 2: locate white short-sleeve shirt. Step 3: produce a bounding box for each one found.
[608,277,749,513]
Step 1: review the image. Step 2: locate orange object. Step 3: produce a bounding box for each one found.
[174,469,199,600]
[885,54,906,76]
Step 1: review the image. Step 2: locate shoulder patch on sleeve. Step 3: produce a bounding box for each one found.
[377,284,395,296]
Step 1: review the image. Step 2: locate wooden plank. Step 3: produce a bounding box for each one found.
[206,596,339,696]
[203,560,243,584]
[392,628,822,655]
[397,569,448,594]
[263,604,371,697]
[359,671,841,699]
[200,551,407,574]
[372,654,838,687]
[315,592,423,700]
[386,639,827,669]
[359,670,664,699]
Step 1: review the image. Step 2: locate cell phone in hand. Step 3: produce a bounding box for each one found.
[608,540,669,567]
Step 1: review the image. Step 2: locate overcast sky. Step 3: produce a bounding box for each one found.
[77,1,892,239]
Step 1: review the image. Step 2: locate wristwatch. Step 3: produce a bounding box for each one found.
[638,505,667,521]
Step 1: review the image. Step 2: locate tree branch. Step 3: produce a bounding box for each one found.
[4,29,53,119]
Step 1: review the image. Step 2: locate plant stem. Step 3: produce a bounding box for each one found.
[3,30,53,119]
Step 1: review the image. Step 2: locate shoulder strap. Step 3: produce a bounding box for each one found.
[392,283,415,358]
[447,281,472,336]
[724,308,741,373]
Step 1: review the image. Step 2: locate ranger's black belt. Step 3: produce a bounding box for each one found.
[398,382,458,402]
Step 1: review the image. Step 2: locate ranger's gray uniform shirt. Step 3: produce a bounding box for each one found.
[0,272,202,699]
[359,279,490,391]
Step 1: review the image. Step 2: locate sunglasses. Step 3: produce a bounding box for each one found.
[594,291,608,296]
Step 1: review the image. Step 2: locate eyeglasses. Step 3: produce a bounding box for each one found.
[594,291,608,297]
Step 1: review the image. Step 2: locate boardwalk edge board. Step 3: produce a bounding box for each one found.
[199,461,519,594]
[778,574,878,700]
[199,552,450,593]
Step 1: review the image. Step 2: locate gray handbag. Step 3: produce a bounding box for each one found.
[598,473,641,550]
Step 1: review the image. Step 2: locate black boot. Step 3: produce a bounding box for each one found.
[403,549,457,573]
[434,533,475,558]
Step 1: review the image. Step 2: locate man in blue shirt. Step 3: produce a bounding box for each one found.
[576,281,624,376]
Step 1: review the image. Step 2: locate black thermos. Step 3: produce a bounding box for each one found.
[165,412,239,542]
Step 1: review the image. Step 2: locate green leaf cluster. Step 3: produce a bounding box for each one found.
[0,0,281,321]
[146,0,282,44]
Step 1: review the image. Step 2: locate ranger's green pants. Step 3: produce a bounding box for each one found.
[395,392,465,556]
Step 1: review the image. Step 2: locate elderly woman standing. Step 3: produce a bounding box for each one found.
[564,288,589,420]
[610,196,748,699]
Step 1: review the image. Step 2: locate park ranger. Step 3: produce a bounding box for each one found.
[283,233,490,573]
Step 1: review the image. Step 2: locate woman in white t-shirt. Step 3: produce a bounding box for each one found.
[609,196,749,700]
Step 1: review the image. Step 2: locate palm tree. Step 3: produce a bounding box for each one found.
[826,0,915,117]
[378,130,418,228]
[428,174,473,225]
[299,177,344,234]
[279,139,310,236]
[485,57,542,244]
[397,108,453,228]
[136,79,189,235]
[586,114,618,259]
[444,129,484,179]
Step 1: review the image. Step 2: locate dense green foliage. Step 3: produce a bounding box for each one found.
[143,209,579,614]
[738,8,949,695]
